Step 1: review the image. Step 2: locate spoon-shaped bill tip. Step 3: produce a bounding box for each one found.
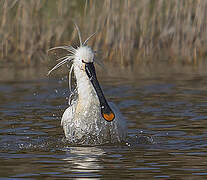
[102,112,115,122]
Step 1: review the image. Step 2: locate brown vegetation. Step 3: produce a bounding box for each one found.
[0,0,207,67]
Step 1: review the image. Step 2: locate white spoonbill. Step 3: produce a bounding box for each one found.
[48,24,127,145]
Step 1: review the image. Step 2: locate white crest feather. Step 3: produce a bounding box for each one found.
[74,23,83,46]
[48,23,99,89]
[83,31,97,46]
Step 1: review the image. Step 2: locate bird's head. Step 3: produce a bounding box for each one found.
[48,23,115,122]
[76,46,94,63]
[74,46,94,70]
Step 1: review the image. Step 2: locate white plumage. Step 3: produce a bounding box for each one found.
[48,24,127,145]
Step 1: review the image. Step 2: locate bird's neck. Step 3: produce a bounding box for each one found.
[74,66,99,108]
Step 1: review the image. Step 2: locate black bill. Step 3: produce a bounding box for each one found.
[85,62,115,122]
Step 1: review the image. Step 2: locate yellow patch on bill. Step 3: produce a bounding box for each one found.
[102,112,115,122]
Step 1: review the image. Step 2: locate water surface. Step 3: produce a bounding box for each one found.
[1,66,207,179]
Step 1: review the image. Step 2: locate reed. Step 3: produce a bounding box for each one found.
[0,0,207,67]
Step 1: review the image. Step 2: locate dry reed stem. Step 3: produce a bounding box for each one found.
[0,0,207,66]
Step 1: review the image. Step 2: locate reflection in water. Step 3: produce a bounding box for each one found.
[62,146,104,178]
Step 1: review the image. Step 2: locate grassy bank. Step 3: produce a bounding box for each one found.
[0,0,207,67]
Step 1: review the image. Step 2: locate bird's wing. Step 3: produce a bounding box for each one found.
[61,103,76,126]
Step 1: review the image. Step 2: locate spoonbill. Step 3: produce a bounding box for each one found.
[48,24,127,144]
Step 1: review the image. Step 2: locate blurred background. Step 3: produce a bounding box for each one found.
[1,0,207,68]
[2,1,207,179]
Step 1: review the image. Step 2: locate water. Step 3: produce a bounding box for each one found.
[1,66,207,179]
